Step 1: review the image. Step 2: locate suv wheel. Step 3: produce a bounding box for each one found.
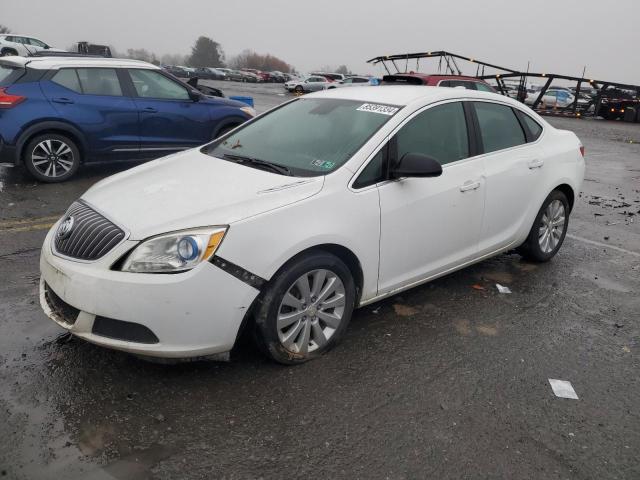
[253,251,356,364]
[1,48,18,57]
[24,133,80,183]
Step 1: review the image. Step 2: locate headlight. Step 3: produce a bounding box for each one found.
[240,106,257,117]
[121,227,227,273]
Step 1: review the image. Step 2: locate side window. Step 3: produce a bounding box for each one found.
[76,68,123,96]
[353,147,386,189]
[475,83,494,92]
[51,69,82,93]
[517,111,543,141]
[439,80,452,87]
[474,102,526,153]
[354,78,368,83]
[28,38,47,48]
[396,102,469,166]
[129,69,190,100]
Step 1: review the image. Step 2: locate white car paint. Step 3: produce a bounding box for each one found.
[40,86,585,359]
[0,34,65,56]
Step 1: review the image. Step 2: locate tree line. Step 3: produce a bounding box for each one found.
[0,25,294,73]
[121,36,293,73]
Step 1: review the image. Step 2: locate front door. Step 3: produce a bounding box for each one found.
[126,69,213,153]
[377,101,485,294]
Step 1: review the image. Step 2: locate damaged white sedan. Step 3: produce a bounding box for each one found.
[40,86,585,364]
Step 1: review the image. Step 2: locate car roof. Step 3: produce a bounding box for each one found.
[0,55,159,70]
[306,85,524,108]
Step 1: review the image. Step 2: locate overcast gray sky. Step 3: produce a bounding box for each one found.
[3,0,639,83]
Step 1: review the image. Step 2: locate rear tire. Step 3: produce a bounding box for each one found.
[24,133,80,183]
[253,251,356,365]
[517,190,570,262]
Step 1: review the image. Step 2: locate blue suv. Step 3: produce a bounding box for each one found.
[0,56,255,182]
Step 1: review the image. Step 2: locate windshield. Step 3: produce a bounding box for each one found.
[204,98,400,176]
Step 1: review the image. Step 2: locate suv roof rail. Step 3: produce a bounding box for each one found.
[30,51,104,58]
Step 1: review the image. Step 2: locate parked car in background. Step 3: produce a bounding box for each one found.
[525,89,575,108]
[311,72,345,82]
[382,73,496,92]
[228,70,258,83]
[0,56,256,182]
[0,34,65,57]
[241,69,271,82]
[216,68,233,79]
[283,73,300,82]
[270,71,286,83]
[193,67,226,80]
[161,65,191,78]
[328,76,373,88]
[284,75,331,93]
[38,86,584,364]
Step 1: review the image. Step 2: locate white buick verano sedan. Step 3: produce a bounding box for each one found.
[40,86,585,364]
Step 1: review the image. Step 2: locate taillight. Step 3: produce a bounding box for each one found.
[579,145,585,157]
[0,87,25,108]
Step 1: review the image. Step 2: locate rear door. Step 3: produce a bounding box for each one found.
[472,101,545,254]
[44,67,140,160]
[125,68,213,153]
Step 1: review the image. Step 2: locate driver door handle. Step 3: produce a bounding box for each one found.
[141,107,158,113]
[528,158,544,169]
[459,180,481,192]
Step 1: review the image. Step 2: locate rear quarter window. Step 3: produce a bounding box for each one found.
[0,65,23,86]
[516,111,543,141]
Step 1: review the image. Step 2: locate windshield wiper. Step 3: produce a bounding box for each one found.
[222,153,292,176]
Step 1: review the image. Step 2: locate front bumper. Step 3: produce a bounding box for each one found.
[39,226,260,358]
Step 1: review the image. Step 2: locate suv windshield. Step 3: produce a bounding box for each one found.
[204,98,400,177]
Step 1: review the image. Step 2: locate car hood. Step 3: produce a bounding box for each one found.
[81,150,324,240]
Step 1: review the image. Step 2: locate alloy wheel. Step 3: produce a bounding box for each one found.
[31,139,75,179]
[538,199,566,253]
[277,269,346,355]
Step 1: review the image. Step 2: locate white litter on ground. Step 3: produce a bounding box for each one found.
[549,379,579,399]
[496,283,512,294]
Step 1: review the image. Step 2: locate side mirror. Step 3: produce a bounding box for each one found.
[188,89,202,101]
[391,152,443,178]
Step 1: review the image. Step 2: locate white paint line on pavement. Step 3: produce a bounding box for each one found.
[567,234,640,258]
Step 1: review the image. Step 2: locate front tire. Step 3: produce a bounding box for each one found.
[517,190,570,262]
[24,133,80,183]
[294,85,304,94]
[253,252,356,365]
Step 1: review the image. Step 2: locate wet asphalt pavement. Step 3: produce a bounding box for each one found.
[0,82,639,480]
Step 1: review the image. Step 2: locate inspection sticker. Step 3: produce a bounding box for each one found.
[357,103,399,116]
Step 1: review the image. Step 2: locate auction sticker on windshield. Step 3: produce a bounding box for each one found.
[356,103,399,116]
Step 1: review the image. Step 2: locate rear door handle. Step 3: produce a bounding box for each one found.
[141,107,158,113]
[528,158,544,169]
[459,180,481,192]
[52,97,74,104]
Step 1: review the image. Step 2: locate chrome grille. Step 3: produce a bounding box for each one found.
[53,202,125,261]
